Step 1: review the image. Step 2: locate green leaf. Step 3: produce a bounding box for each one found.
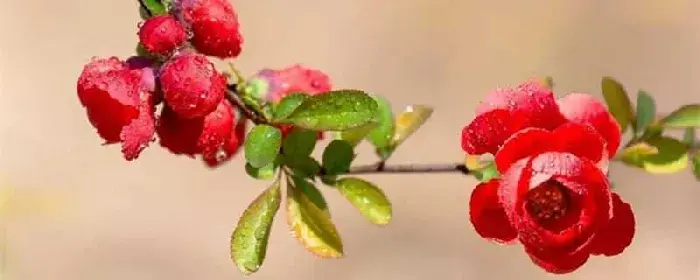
[683,128,696,145]
[231,178,281,275]
[140,0,167,17]
[273,93,308,121]
[286,182,344,258]
[322,140,355,175]
[282,90,378,131]
[620,137,689,174]
[659,104,700,128]
[241,77,270,101]
[692,153,700,181]
[245,125,282,168]
[282,129,317,159]
[635,90,656,134]
[335,177,392,226]
[332,122,378,147]
[291,175,330,217]
[245,163,277,180]
[391,105,434,148]
[601,77,635,132]
[283,155,321,179]
[366,96,395,150]
[472,162,501,182]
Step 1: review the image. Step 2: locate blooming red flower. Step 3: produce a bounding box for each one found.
[138,15,187,56]
[157,99,237,163]
[159,51,226,119]
[463,80,635,274]
[77,57,157,160]
[174,0,243,58]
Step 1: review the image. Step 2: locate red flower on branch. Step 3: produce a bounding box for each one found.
[463,80,635,274]
[174,0,243,58]
[251,64,333,140]
[138,15,187,56]
[77,57,157,160]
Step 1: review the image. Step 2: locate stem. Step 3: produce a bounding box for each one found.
[344,162,471,175]
[225,84,268,125]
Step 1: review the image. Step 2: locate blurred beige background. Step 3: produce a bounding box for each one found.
[1,0,700,279]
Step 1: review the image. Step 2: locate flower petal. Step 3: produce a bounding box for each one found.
[558,93,622,157]
[494,123,608,174]
[499,152,612,250]
[552,122,609,173]
[589,192,636,256]
[461,109,528,155]
[469,180,518,244]
[495,128,552,173]
[476,80,566,131]
[120,94,156,161]
[525,244,590,274]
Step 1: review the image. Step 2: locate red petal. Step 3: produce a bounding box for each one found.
[525,245,590,274]
[495,123,608,173]
[499,152,612,250]
[120,94,156,161]
[494,128,551,173]
[461,109,528,155]
[469,180,518,244]
[476,80,566,131]
[558,93,622,157]
[589,192,636,256]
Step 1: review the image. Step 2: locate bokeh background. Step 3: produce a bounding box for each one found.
[1,0,699,279]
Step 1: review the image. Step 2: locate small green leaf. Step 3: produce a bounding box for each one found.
[366,96,395,150]
[231,179,281,275]
[283,155,321,179]
[273,93,308,121]
[473,162,501,183]
[282,90,378,131]
[335,177,392,225]
[245,125,282,168]
[692,153,700,181]
[245,163,277,180]
[322,140,355,175]
[242,77,270,101]
[140,0,167,17]
[282,129,317,159]
[601,77,636,132]
[621,137,689,174]
[286,182,344,258]
[291,175,330,217]
[391,105,434,148]
[683,128,696,145]
[635,90,656,134]
[332,122,378,147]
[659,104,700,128]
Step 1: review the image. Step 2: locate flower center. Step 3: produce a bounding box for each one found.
[525,180,570,223]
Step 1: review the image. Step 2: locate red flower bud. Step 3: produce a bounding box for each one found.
[253,64,332,103]
[174,0,243,58]
[159,51,226,119]
[77,57,156,160]
[138,15,187,56]
[157,99,235,160]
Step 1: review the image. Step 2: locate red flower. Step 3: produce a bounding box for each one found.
[138,15,187,56]
[251,64,332,140]
[463,80,635,274]
[159,51,226,119]
[203,114,247,168]
[77,57,157,160]
[252,64,332,103]
[157,99,236,161]
[174,0,243,58]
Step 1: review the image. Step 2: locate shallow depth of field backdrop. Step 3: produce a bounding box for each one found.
[1,0,699,279]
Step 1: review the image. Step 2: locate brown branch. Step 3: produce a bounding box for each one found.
[225,84,268,125]
[344,162,471,175]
